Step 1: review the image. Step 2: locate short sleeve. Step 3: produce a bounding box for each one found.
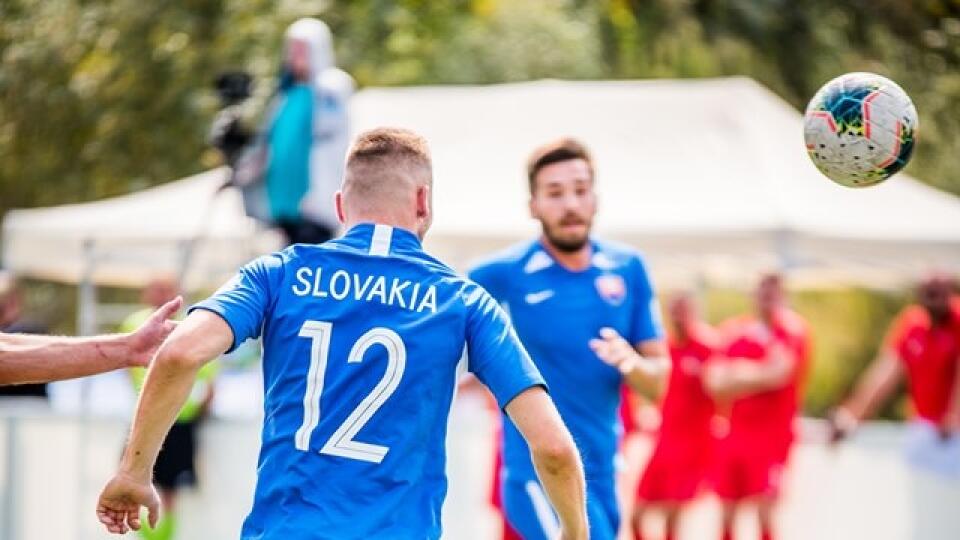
[883,307,921,359]
[467,260,508,302]
[628,255,664,344]
[463,285,545,408]
[189,255,282,353]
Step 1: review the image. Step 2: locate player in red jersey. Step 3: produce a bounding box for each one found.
[705,273,810,540]
[830,273,960,465]
[632,293,718,540]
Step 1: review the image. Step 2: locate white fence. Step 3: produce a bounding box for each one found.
[2,395,959,540]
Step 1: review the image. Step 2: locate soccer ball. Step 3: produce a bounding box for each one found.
[803,72,918,188]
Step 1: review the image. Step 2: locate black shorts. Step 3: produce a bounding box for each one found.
[153,421,198,490]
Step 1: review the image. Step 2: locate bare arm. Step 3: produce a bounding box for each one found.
[0,297,181,385]
[704,343,794,401]
[589,328,670,399]
[505,387,588,540]
[831,350,904,438]
[97,309,232,534]
[941,352,960,437]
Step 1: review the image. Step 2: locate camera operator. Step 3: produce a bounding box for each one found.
[213,18,354,246]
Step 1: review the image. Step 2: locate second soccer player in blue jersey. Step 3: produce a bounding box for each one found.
[470,138,671,540]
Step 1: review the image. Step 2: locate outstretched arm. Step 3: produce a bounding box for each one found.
[0,297,181,385]
[506,387,589,540]
[704,343,794,402]
[830,350,903,441]
[96,310,232,534]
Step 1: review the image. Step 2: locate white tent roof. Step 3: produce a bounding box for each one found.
[1,168,281,289]
[351,77,960,286]
[3,77,959,291]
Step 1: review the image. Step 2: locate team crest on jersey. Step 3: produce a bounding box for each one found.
[595,274,626,306]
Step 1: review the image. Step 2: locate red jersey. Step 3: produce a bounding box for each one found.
[636,322,718,503]
[721,309,810,448]
[660,323,718,439]
[885,301,960,424]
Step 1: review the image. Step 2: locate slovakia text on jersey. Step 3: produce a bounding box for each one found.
[191,223,545,540]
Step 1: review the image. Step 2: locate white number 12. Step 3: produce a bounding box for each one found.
[294,320,407,464]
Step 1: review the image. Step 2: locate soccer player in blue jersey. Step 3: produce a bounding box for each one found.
[469,138,670,540]
[95,128,589,539]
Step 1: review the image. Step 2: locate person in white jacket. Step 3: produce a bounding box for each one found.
[262,17,354,245]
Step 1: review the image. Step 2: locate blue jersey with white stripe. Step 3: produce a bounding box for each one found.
[192,223,544,540]
[469,239,663,481]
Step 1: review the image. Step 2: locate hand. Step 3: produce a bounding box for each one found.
[827,407,857,446]
[96,471,160,534]
[126,296,182,368]
[589,327,640,373]
[938,412,960,441]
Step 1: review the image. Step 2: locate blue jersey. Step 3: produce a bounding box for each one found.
[469,239,663,482]
[192,223,544,540]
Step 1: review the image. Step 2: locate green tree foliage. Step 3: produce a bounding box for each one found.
[2,0,958,218]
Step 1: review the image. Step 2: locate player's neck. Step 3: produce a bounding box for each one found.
[759,308,780,328]
[540,236,592,271]
[344,215,420,239]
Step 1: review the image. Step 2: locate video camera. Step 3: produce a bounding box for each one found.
[209,71,254,167]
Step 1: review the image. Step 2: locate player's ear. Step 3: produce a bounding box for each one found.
[416,185,432,236]
[335,191,346,224]
[416,184,431,217]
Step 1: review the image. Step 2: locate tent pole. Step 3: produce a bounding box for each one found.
[77,238,97,540]
[78,239,97,337]
[775,228,797,275]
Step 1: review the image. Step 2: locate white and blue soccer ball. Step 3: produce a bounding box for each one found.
[803,72,918,188]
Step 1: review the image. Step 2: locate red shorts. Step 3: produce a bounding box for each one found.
[711,436,790,501]
[637,434,712,503]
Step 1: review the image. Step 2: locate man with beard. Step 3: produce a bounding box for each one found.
[469,138,670,540]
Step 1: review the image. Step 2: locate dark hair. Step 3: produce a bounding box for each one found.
[526,137,594,193]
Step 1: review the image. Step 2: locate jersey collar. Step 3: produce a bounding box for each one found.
[532,237,602,274]
[341,223,422,256]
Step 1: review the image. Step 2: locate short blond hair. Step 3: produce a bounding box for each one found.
[343,128,432,203]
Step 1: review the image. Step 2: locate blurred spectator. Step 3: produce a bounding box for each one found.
[0,271,50,399]
[829,273,960,539]
[121,278,217,540]
[705,273,811,540]
[831,273,960,466]
[251,17,355,246]
[633,293,718,540]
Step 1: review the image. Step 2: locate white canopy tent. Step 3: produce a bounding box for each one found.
[2,167,279,289]
[351,77,960,287]
[4,77,960,300]
[1,168,281,332]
